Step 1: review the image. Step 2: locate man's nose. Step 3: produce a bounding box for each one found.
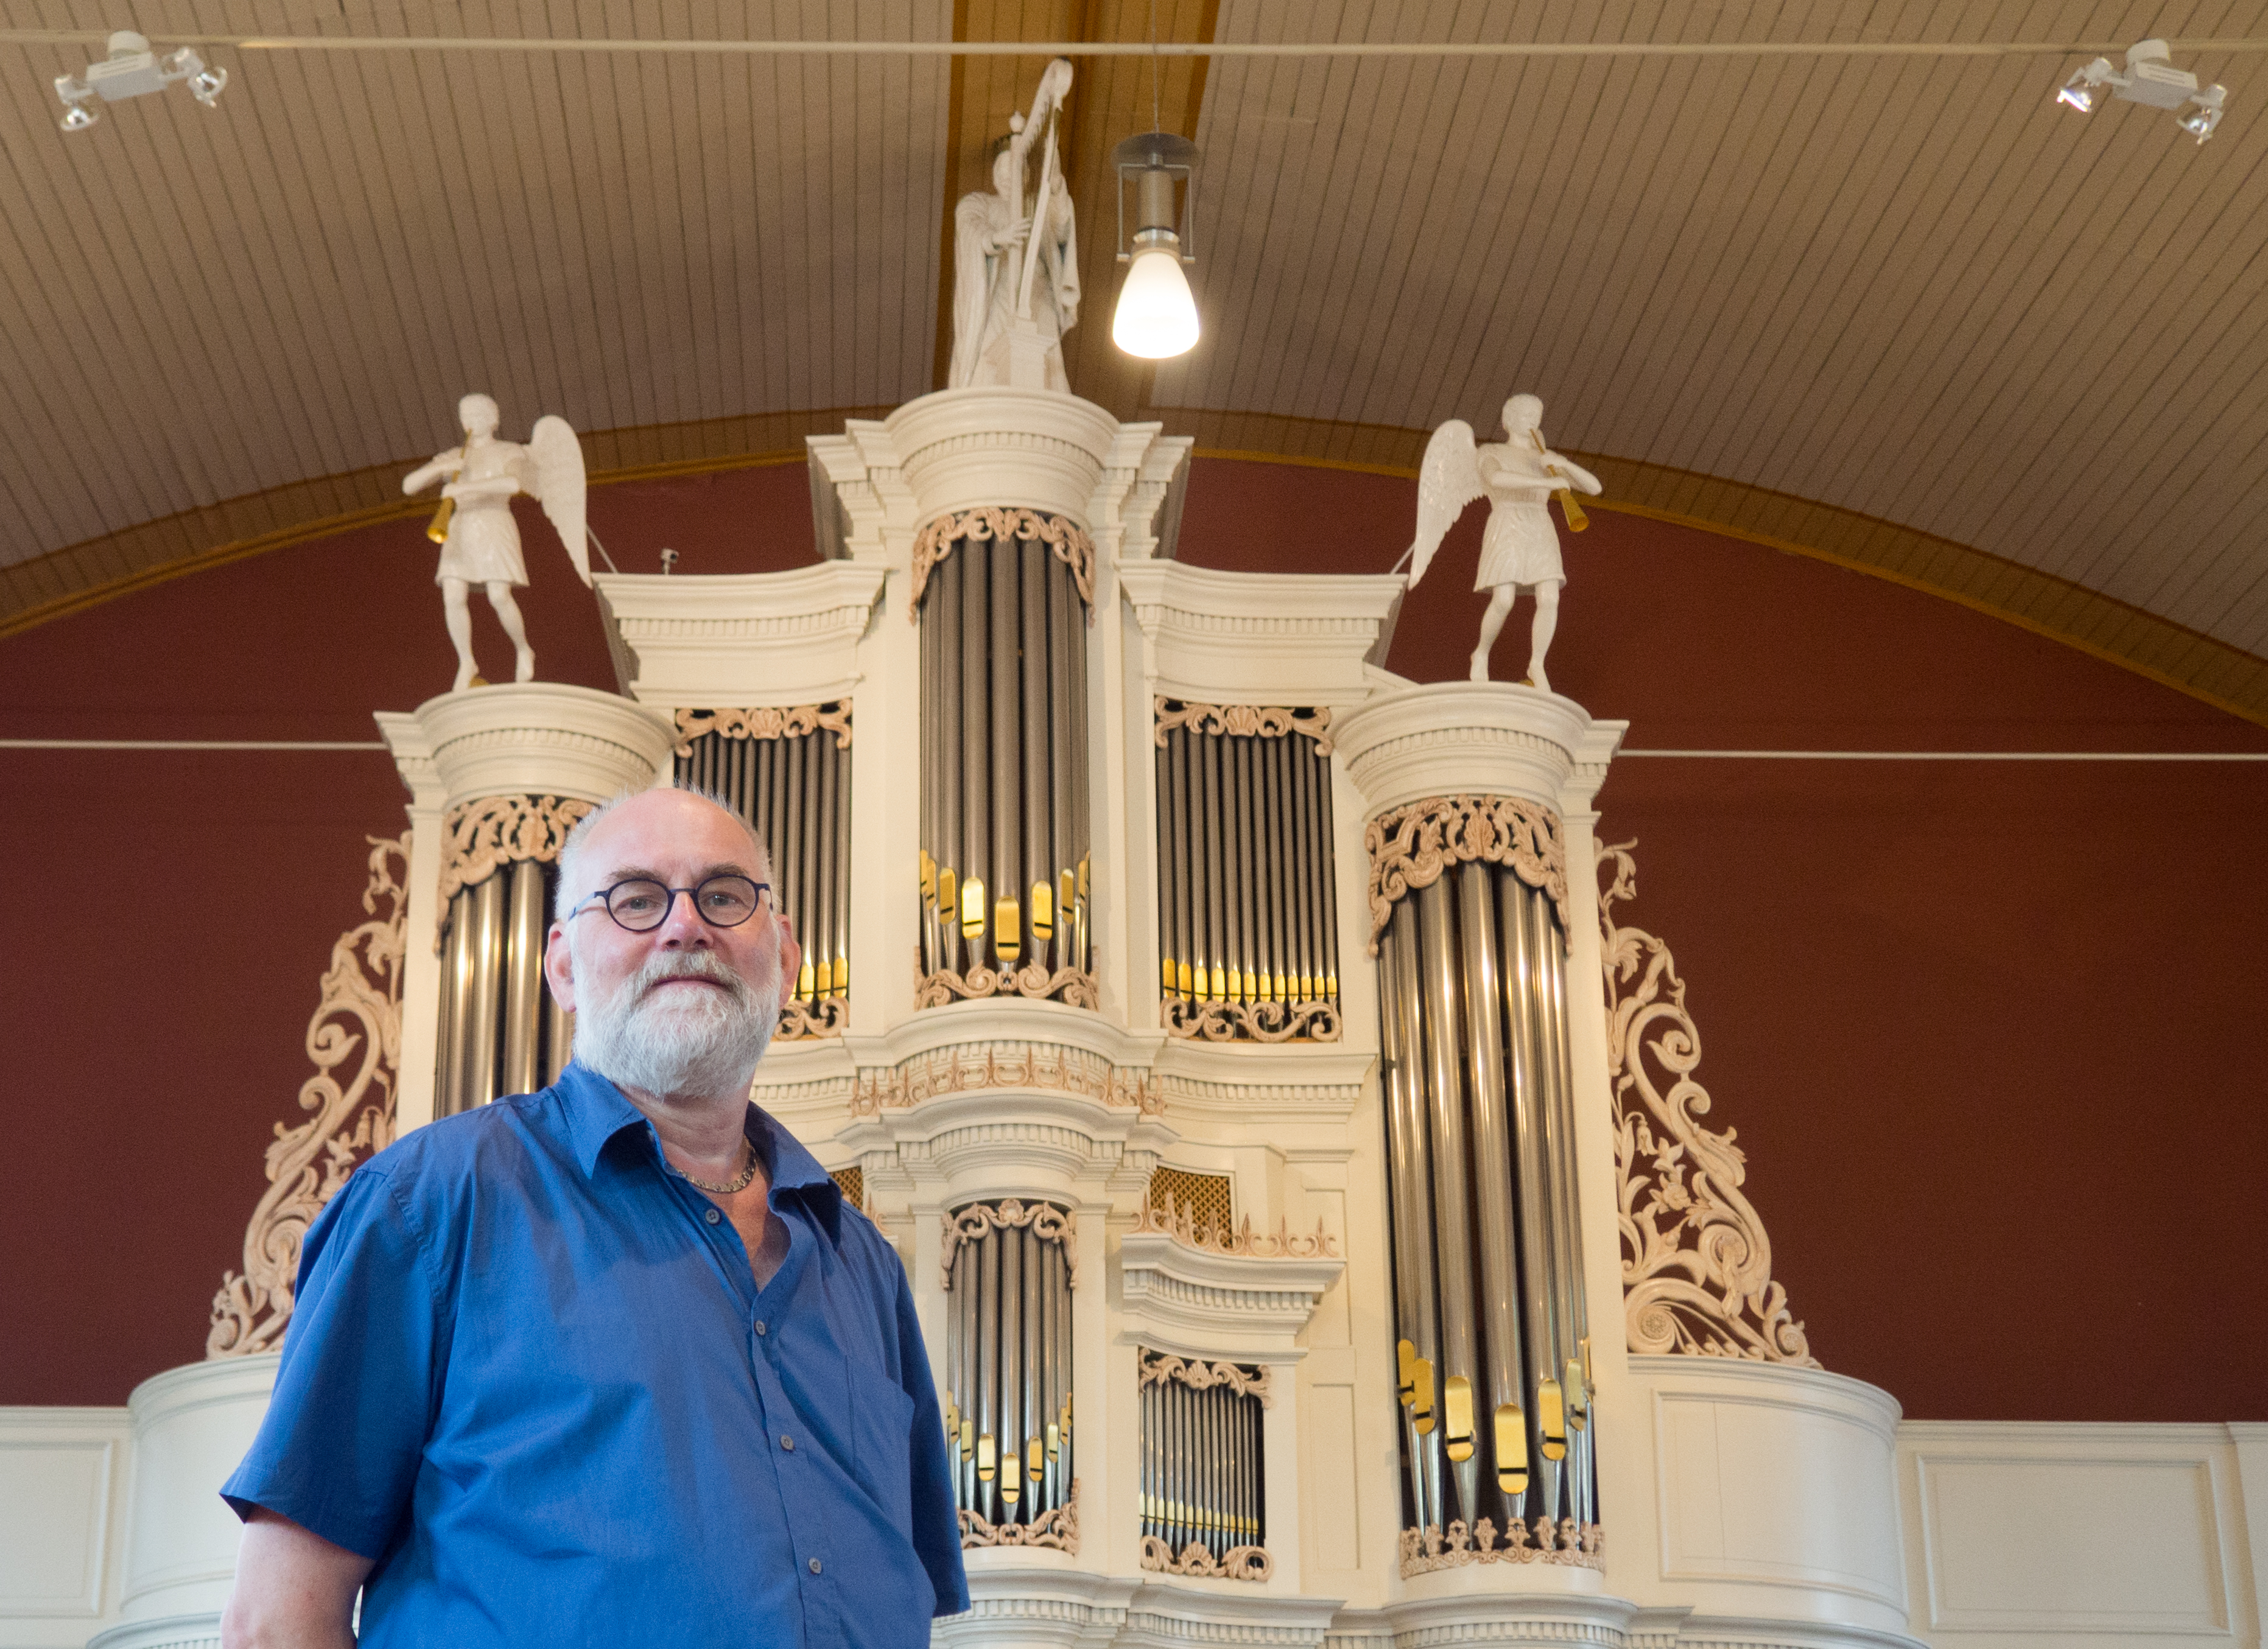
[653,889,715,945]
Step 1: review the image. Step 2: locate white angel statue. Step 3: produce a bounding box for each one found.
[1403,394,1602,692]
[402,393,588,693]
[949,58,1080,391]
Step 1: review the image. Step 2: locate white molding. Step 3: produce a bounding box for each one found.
[0,1407,127,1633]
[1332,681,1628,819]
[404,682,676,811]
[594,560,887,707]
[1115,1233,1344,1362]
[888,389,1127,528]
[1117,561,1405,708]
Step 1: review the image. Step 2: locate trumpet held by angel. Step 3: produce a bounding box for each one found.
[402,393,589,693]
[1403,394,1602,692]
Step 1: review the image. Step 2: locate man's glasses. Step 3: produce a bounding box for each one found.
[568,875,769,933]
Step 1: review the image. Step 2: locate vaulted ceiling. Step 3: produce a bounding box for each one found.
[4,0,2265,721]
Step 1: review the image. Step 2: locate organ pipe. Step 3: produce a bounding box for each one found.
[1376,854,1599,1544]
[944,1202,1075,1536]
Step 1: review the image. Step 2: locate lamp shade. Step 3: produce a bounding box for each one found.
[1112,243,1199,359]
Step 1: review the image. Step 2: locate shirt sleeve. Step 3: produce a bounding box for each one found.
[220,1165,449,1561]
[894,1260,971,1617]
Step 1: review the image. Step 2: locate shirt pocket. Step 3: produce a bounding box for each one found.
[851,1374,917,1530]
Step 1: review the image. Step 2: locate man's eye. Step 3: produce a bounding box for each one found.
[616,893,664,915]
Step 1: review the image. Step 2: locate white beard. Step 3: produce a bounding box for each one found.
[569,944,779,1100]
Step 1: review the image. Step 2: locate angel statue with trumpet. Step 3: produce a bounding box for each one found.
[402,393,589,693]
[1402,394,1603,692]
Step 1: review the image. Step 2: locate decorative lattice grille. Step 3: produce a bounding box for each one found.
[1148,1168,1234,1238]
[830,1166,864,1207]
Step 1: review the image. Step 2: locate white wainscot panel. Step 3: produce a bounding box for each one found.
[1902,1423,2254,1647]
[0,1407,129,1648]
[1646,1357,1906,1611]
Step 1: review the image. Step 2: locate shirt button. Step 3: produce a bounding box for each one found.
[809,1558,822,1575]
[781,1435,795,1451]
[704,1208,721,1225]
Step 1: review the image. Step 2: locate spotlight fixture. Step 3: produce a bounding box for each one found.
[2056,38,2225,143]
[1110,132,1200,360]
[52,29,228,131]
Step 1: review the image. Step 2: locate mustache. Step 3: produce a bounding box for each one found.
[628,949,754,1006]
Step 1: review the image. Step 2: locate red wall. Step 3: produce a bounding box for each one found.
[4,453,2263,1420]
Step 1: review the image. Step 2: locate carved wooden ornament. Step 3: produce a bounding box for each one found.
[1363,793,1568,953]
[670,703,851,759]
[1152,698,1333,756]
[910,506,1095,618]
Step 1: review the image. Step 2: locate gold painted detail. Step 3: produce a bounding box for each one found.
[670,702,852,758]
[851,1042,1162,1116]
[1152,697,1333,755]
[910,506,1095,617]
[1363,794,1567,954]
[960,1482,1079,1553]
[1140,1536,1273,1581]
[1601,841,1819,1368]
[438,794,592,906]
[915,961,1100,1012]
[208,834,410,1359]
[1131,1189,1339,1261]
[1398,1519,1604,1578]
[1164,995,1341,1043]
[776,995,847,1042]
[1138,1350,1273,1409]
[941,1198,1078,1292]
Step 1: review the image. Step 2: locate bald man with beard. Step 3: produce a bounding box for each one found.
[220,787,967,1649]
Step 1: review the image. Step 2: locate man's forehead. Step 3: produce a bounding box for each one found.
[585,793,766,875]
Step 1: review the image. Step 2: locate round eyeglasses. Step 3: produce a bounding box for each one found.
[568,875,769,933]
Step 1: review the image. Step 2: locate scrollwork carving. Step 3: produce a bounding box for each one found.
[1601,840,1818,1368]
[941,1198,1079,1291]
[1130,1190,1339,1261]
[671,703,852,757]
[1363,793,1567,953]
[1139,1536,1274,1581]
[915,961,1099,1012]
[910,507,1095,617]
[1153,698,1333,756]
[438,794,592,906]
[1137,1350,1273,1408]
[775,995,846,1042]
[1397,1518,1604,1577]
[960,1483,1079,1553]
[1164,995,1341,1043]
[208,834,410,1359]
[851,1042,1160,1115]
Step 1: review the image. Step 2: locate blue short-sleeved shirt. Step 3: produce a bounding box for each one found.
[223,1062,967,1648]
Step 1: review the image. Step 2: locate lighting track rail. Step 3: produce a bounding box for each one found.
[5,30,2268,62]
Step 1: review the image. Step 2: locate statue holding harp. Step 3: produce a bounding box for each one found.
[948,58,1081,392]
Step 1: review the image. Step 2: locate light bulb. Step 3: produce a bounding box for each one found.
[2056,79,2095,113]
[189,65,227,105]
[1112,242,1199,359]
[60,102,98,131]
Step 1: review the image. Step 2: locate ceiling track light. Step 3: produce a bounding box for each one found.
[52,28,227,131]
[2057,38,2225,142]
[1110,131,1200,360]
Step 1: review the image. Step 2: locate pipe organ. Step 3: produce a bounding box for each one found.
[943,1200,1077,1542]
[1153,699,1339,1042]
[346,393,1895,1649]
[673,705,854,1036]
[915,511,1094,1007]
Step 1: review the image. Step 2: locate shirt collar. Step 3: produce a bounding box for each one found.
[557,1062,843,1239]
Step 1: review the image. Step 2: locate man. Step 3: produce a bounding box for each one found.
[219,786,967,1648]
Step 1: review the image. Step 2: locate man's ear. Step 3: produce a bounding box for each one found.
[544,923,577,1014]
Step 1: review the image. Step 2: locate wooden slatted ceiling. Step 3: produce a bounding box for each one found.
[1155,0,2268,659]
[0,0,950,565]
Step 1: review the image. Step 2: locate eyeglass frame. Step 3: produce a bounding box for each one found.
[566,874,772,934]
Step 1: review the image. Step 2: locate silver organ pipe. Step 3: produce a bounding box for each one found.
[1136,1352,1268,1565]
[917,523,1092,996]
[944,1202,1076,1539]
[1375,845,1599,1548]
[1155,702,1338,1037]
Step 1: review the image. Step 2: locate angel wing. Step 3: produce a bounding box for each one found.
[527,416,590,586]
[1403,419,1483,585]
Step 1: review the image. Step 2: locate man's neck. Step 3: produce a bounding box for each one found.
[615,1080,753,1180]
